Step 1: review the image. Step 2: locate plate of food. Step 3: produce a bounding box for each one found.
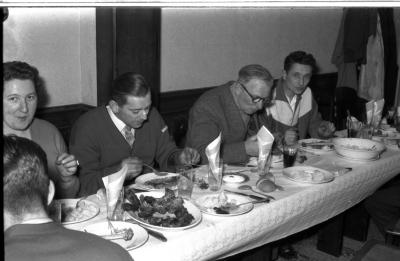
[247,154,283,168]
[195,191,254,216]
[49,198,100,225]
[123,188,202,231]
[83,221,148,250]
[132,172,179,191]
[299,138,334,155]
[283,166,334,184]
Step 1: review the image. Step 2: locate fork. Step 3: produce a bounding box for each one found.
[142,163,167,176]
[107,218,117,235]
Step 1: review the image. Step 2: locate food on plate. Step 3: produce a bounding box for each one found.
[198,178,209,189]
[296,155,307,163]
[289,169,326,183]
[142,175,179,189]
[113,228,134,241]
[339,144,376,151]
[197,191,240,214]
[301,140,333,151]
[123,188,194,227]
[61,201,98,223]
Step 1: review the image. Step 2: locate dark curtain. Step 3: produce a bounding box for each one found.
[378,8,398,113]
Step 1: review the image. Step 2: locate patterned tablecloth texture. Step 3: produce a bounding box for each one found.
[67,149,400,261]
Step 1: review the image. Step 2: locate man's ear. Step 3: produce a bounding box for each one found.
[47,180,55,205]
[282,69,287,80]
[109,100,119,114]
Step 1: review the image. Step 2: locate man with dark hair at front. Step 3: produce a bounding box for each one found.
[4,135,134,261]
[251,51,335,145]
[70,73,200,196]
[186,64,274,164]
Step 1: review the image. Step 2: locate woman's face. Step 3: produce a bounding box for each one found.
[3,79,38,131]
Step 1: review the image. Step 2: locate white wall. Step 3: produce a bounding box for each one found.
[161,8,343,92]
[3,8,97,107]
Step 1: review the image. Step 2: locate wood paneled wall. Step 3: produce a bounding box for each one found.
[96,7,161,107]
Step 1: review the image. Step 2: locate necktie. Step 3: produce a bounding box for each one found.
[123,126,135,147]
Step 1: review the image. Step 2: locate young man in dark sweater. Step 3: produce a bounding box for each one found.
[70,73,200,196]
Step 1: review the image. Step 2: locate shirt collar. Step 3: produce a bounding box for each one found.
[106,105,127,132]
[21,217,53,224]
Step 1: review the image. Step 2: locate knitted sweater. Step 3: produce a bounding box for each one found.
[30,118,78,199]
[186,82,249,164]
[70,106,180,196]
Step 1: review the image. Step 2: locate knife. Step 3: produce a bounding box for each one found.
[224,189,274,201]
[125,218,167,242]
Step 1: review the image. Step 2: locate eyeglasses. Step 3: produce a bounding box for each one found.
[237,81,270,104]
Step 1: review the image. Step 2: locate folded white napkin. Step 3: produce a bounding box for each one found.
[372,99,385,127]
[205,132,222,173]
[102,164,128,214]
[257,126,274,160]
[349,116,362,130]
[365,100,375,125]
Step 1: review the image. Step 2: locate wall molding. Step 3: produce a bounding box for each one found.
[35,103,95,144]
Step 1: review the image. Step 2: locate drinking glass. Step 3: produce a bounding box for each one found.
[208,159,224,192]
[106,188,125,221]
[177,165,195,199]
[359,124,373,139]
[257,152,272,177]
[283,144,298,168]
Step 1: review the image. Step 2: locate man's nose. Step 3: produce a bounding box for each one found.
[256,101,264,110]
[299,77,305,86]
[19,100,28,113]
[140,110,148,120]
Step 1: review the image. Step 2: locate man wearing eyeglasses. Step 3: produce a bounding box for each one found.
[250,51,335,146]
[186,64,274,164]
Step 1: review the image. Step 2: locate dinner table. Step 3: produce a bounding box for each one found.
[65,139,400,261]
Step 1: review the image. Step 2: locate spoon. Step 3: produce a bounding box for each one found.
[142,162,168,176]
[238,185,276,199]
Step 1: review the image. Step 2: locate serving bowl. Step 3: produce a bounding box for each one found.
[332,138,386,160]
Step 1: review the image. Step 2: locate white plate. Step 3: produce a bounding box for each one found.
[299,138,334,155]
[83,221,148,250]
[283,166,334,184]
[195,192,254,216]
[247,156,283,168]
[223,165,253,174]
[50,199,100,225]
[133,172,179,191]
[126,191,202,231]
[336,152,380,162]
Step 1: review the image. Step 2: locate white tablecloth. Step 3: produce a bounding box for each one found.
[67,149,400,261]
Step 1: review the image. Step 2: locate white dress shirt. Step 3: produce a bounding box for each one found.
[106,106,135,143]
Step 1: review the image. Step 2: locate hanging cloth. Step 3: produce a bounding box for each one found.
[331,8,377,91]
[358,14,385,101]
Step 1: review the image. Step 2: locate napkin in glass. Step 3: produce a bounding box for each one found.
[372,99,385,128]
[366,100,375,125]
[102,164,128,219]
[257,125,274,160]
[205,132,222,175]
